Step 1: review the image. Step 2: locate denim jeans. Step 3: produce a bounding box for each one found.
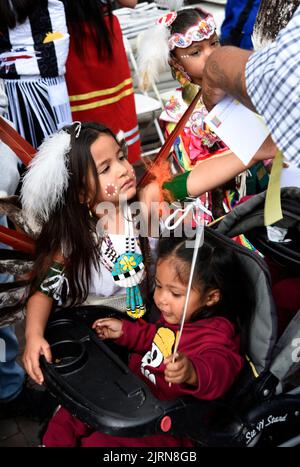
[0,326,25,401]
[0,214,25,401]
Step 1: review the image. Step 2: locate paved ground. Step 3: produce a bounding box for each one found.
[0,414,42,447]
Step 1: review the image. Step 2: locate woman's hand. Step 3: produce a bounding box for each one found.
[23,334,52,385]
[164,352,198,386]
[201,78,226,112]
[92,318,123,340]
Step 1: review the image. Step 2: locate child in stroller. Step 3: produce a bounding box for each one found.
[42,234,243,447]
[40,218,300,447]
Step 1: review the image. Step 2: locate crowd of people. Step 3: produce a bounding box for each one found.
[0,0,300,447]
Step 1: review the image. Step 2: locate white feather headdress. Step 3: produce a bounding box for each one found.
[21,130,71,233]
[137,24,170,91]
[155,0,184,10]
[137,0,184,91]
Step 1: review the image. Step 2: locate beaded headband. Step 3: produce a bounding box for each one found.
[168,15,216,50]
[157,10,216,50]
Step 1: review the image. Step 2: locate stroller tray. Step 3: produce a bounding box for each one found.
[41,307,178,437]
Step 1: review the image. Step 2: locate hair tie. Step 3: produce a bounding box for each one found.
[73,121,82,139]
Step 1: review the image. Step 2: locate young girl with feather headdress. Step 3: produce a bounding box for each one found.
[138,2,270,219]
[21,120,253,386]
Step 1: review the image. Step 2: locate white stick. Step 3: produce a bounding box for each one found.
[173,224,204,357]
[169,222,204,386]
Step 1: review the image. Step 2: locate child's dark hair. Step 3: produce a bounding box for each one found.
[157,234,238,325]
[170,7,209,36]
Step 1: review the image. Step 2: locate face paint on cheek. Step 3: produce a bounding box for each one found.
[104,183,118,197]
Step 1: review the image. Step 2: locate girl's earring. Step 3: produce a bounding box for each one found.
[177,66,191,84]
[182,81,200,105]
[171,63,200,105]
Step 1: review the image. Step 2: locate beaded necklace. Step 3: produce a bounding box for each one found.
[100,205,146,319]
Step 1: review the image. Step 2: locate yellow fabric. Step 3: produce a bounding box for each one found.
[69,78,133,102]
[264,150,283,226]
[70,88,133,112]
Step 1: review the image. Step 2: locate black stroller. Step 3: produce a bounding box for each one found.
[214,186,300,446]
[40,198,300,446]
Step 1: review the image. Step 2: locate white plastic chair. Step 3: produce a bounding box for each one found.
[123,36,165,153]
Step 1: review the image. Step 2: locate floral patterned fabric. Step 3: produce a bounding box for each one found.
[160,88,228,172]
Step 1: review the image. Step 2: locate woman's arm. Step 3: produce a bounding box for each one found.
[141,137,277,205]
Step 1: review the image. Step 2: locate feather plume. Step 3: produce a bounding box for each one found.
[154,0,184,10]
[137,24,170,91]
[21,131,71,231]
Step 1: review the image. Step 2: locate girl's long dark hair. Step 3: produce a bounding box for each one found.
[33,122,117,306]
[0,0,37,29]
[63,0,113,58]
[157,235,239,326]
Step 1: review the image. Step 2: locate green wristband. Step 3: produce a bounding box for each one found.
[163,171,191,201]
[37,261,66,301]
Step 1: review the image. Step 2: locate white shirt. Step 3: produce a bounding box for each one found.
[0,0,69,77]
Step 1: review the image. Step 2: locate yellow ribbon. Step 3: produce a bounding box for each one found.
[264,150,283,226]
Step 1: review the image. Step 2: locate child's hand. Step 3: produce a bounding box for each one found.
[164,352,198,386]
[23,335,52,385]
[92,318,123,340]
